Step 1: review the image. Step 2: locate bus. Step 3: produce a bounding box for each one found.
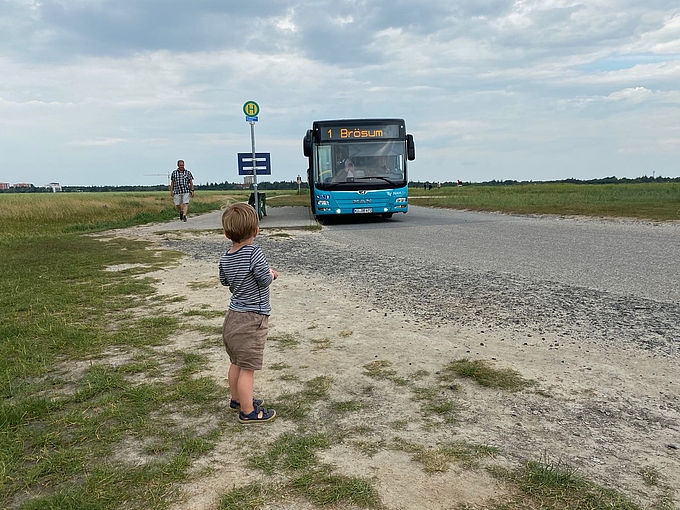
[303,118,415,218]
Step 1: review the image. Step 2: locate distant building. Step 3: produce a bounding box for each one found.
[13,183,34,188]
[243,176,254,187]
[46,182,62,192]
[0,182,9,190]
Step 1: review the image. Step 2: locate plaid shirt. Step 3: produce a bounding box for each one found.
[171,169,194,194]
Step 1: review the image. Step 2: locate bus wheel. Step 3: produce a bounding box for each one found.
[382,213,393,219]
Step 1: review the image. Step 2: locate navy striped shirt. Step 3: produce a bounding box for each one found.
[219,244,273,315]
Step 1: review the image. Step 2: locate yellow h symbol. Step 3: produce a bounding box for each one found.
[244,101,259,117]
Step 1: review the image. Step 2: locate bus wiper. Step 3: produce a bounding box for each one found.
[322,176,400,187]
[323,179,364,187]
[355,176,399,185]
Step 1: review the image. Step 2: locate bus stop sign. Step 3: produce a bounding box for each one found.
[243,101,260,117]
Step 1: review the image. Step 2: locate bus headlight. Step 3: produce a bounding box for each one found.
[317,200,329,206]
[395,197,408,203]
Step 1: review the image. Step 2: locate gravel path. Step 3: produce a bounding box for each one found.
[162,229,679,357]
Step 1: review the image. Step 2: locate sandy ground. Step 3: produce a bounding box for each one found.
[115,224,679,510]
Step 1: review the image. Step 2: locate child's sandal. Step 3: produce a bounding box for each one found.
[238,406,276,424]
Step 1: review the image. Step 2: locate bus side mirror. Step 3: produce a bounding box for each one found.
[303,130,313,158]
[407,134,415,161]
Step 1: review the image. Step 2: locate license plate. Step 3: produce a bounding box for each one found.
[353,208,373,214]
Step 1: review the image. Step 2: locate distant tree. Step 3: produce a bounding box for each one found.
[8,175,676,195]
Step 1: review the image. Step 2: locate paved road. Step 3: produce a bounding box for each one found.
[162,204,680,351]
[319,206,680,305]
[157,204,679,305]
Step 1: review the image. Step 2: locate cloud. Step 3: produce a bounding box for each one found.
[0,96,76,109]
[625,12,680,54]
[606,87,655,103]
[275,7,298,33]
[560,87,680,109]
[565,60,680,86]
[66,137,128,147]
[1,0,679,186]
[617,136,680,154]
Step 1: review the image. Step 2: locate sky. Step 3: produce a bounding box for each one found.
[1,0,679,187]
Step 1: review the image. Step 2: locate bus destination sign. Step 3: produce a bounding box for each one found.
[320,124,401,141]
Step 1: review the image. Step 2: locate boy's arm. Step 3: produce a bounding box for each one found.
[251,248,273,286]
[218,260,229,287]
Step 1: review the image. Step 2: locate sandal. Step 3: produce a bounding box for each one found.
[229,398,264,412]
[238,405,276,424]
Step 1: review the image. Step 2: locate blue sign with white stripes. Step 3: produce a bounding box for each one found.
[237,152,271,175]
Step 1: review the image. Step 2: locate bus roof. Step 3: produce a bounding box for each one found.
[312,118,405,127]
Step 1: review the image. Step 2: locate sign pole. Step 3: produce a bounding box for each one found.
[243,101,261,218]
[250,121,258,216]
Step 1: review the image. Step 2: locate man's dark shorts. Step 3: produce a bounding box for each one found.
[222,310,269,370]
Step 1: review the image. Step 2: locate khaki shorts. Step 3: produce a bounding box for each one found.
[173,193,190,206]
[222,310,269,370]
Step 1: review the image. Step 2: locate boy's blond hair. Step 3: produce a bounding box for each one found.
[222,202,259,243]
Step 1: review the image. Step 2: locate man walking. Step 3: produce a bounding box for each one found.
[170,159,194,221]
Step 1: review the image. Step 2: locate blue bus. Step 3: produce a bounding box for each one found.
[303,118,415,218]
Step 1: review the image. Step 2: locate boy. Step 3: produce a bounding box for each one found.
[219,202,278,424]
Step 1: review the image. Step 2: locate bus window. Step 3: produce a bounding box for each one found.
[317,141,406,184]
[315,145,333,183]
[373,155,403,177]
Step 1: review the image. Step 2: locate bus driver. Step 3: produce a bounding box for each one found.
[333,157,356,182]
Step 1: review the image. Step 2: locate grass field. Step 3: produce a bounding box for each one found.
[263,182,680,221]
[1,188,675,509]
[407,182,680,222]
[0,191,246,240]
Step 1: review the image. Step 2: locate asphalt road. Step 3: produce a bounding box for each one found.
[163,204,680,351]
[318,205,680,305]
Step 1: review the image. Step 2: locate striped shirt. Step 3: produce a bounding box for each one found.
[219,244,273,315]
[170,169,194,194]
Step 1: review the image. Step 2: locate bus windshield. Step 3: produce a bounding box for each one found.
[314,141,406,188]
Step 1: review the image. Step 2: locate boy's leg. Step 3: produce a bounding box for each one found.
[228,363,241,404]
[237,368,257,415]
[224,312,272,421]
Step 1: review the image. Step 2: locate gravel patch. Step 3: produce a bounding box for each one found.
[162,230,679,357]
